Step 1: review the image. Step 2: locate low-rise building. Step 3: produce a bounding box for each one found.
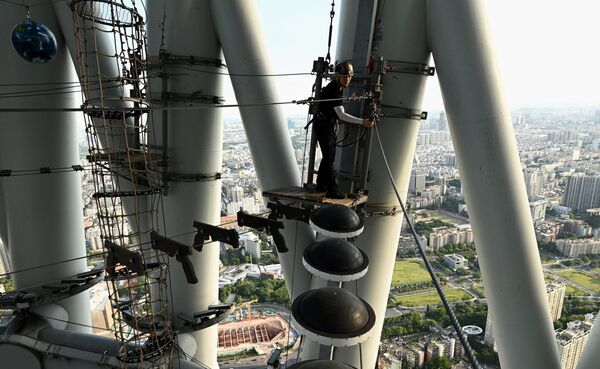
[428,226,473,252]
[556,238,600,257]
[530,199,547,225]
[443,254,468,271]
[535,220,563,242]
[562,220,593,237]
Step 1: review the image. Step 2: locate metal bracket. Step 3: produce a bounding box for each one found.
[92,189,163,198]
[82,105,142,120]
[192,221,239,252]
[362,205,403,217]
[150,92,225,106]
[381,104,428,120]
[105,240,146,276]
[147,53,226,70]
[167,172,221,183]
[150,231,197,284]
[267,202,311,223]
[385,60,435,76]
[177,303,233,332]
[237,210,288,253]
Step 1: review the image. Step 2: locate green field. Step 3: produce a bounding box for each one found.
[392,288,472,307]
[565,284,589,297]
[392,260,431,287]
[471,284,485,298]
[557,270,600,293]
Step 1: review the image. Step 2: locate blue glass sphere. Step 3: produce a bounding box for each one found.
[11,20,58,64]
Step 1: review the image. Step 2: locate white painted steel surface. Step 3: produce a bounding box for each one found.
[428,1,561,368]
[332,1,429,367]
[0,3,91,333]
[147,1,223,366]
[211,0,317,301]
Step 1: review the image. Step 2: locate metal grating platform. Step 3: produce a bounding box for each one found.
[263,186,367,207]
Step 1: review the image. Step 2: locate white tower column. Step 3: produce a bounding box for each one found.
[0,4,90,332]
[211,0,317,300]
[332,1,430,367]
[428,1,560,368]
[147,1,223,367]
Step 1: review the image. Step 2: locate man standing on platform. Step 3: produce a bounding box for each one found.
[314,61,374,199]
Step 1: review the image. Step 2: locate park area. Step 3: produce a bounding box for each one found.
[557,270,600,294]
[565,284,589,297]
[390,287,473,307]
[391,259,431,287]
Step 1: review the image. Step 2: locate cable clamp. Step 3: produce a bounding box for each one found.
[151,232,197,284]
[192,221,239,252]
[385,60,435,76]
[150,92,225,106]
[105,240,146,276]
[381,104,427,120]
[147,53,226,70]
[167,172,221,182]
[362,205,402,217]
[237,210,288,253]
[266,201,312,223]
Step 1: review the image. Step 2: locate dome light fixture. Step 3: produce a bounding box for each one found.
[309,204,364,238]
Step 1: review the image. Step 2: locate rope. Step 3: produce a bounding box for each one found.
[372,120,482,369]
[325,1,336,64]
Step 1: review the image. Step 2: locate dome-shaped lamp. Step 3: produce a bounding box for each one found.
[309,204,364,238]
[291,287,375,346]
[303,238,368,282]
[286,360,357,369]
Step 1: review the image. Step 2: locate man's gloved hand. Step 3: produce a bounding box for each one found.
[362,118,374,128]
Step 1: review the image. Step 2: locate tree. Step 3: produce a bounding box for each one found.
[424,356,452,369]
[448,179,461,189]
[587,215,600,228]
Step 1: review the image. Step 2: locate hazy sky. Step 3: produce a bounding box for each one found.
[220,1,600,117]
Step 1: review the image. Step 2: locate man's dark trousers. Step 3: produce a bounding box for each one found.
[315,124,338,192]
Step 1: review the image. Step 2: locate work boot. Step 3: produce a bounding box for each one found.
[325,190,346,199]
[315,185,327,193]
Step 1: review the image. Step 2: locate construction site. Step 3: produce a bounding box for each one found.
[217,304,293,354]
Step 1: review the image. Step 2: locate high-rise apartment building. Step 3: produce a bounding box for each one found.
[546,282,566,321]
[556,314,595,369]
[529,199,547,225]
[523,168,544,201]
[230,185,244,203]
[563,174,600,213]
[409,169,426,194]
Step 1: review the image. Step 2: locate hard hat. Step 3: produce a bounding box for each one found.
[335,61,354,77]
